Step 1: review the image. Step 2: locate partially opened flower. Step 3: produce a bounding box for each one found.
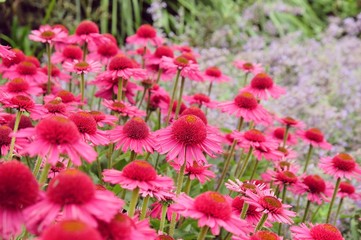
[297,128,332,150]
[218,91,272,126]
[3,60,47,84]
[184,93,218,108]
[63,59,102,75]
[291,223,344,240]
[234,60,263,75]
[291,175,332,204]
[39,220,103,240]
[102,99,145,118]
[109,117,155,154]
[171,191,250,235]
[16,116,97,166]
[29,25,67,45]
[25,169,123,233]
[319,153,361,180]
[244,189,296,224]
[155,114,223,166]
[337,181,359,200]
[185,162,216,184]
[0,44,15,59]
[203,66,231,83]
[0,161,39,240]
[126,24,163,46]
[278,116,305,129]
[226,179,268,196]
[243,73,286,100]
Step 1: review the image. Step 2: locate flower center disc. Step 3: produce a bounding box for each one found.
[16,61,37,75]
[154,46,174,58]
[339,182,355,194]
[260,196,282,212]
[40,30,55,40]
[42,220,102,240]
[303,175,326,194]
[186,162,205,175]
[244,129,266,142]
[8,78,30,93]
[305,128,324,143]
[74,61,90,71]
[45,98,66,114]
[136,24,157,38]
[109,55,134,70]
[123,117,149,140]
[193,93,210,103]
[282,116,298,126]
[243,62,254,70]
[63,45,83,60]
[10,95,35,109]
[173,56,189,68]
[171,115,207,146]
[276,171,297,184]
[205,66,221,77]
[234,92,258,110]
[56,90,76,103]
[97,43,118,58]
[251,73,274,90]
[0,125,12,147]
[75,20,99,35]
[69,112,98,135]
[122,160,157,181]
[310,224,343,240]
[331,153,356,171]
[194,191,232,220]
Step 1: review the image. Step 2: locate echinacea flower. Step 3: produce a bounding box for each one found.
[88,41,120,65]
[25,169,123,233]
[1,94,45,118]
[218,91,272,126]
[63,59,102,75]
[171,191,250,235]
[225,179,268,196]
[269,127,298,146]
[51,45,83,64]
[184,93,218,108]
[154,114,223,166]
[88,110,117,127]
[41,64,72,83]
[70,20,105,45]
[146,45,174,67]
[29,25,67,45]
[1,77,43,96]
[171,161,216,184]
[278,116,305,129]
[243,73,286,100]
[337,181,359,200]
[234,60,263,75]
[15,116,97,166]
[291,223,344,240]
[244,189,296,224]
[160,55,204,82]
[102,99,145,118]
[126,24,163,46]
[247,230,283,240]
[0,49,25,74]
[0,44,15,59]
[233,129,279,152]
[297,128,332,150]
[231,196,268,227]
[291,175,332,204]
[319,153,361,180]
[0,125,13,156]
[34,97,74,119]
[109,117,155,154]
[0,161,39,240]
[203,66,231,83]
[103,160,173,192]
[39,220,103,240]
[3,60,47,84]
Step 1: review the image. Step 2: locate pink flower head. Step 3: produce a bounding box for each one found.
[0,49,25,74]
[234,60,263,75]
[88,41,120,65]
[171,192,250,235]
[291,175,332,204]
[149,200,177,222]
[244,189,296,224]
[29,25,67,45]
[25,169,123,234]
[0,125,13,156]
[146,45,174,67]
[126,24,163,46]
[160,55,204,82]
[291,223,344,240]
[243,73,286,100]
[247,230,283,240]
[278,116,305,129]
[88,110,117,127]
[69,112,110,146]
[103,160,173,192]
[270,169,299,188]
[184,93,218,109]
[155,114,223,166]
[218,91,272,126]
[252,144,285,162]
[0,44,15,59]
[225,179,268,196]
[1,94,45,118]
[109,117,155,154]
[71,20,105,45]
[269,127,298,146]
[3,60,47,84]
[63,59,102,75]
[1,77,43,96]
[171,161,216,184]
[41,64,71,83]
[203,66,231,83]
[337,181,359,200]
[102,99,145,117]
[39,220,103,240]
[297,128,332,150]
[51,45,83,64]
[16,116,97,166]
[47,89,82,106]
[0,161,39,240]
[319,153,361,180]
[233,129,279,152]
[97,55,147,80]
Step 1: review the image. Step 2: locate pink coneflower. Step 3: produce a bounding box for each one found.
[54,89,82,105]
[102,99,145,117]
[41,64,72,83]
[243,73,286,100]
[63,59,102,75]
[103,160,173,191]
[97,213,157,240]
[337,181,359,200]
[171,191,250,235]
[0,49,25,74]
[160,55,204,82]
[203,66,231,83]
[25,169,123,233]
[0,125,12,156]
[291,223,344,240]
[71,20,105,45]
[247,230,283,240]
[184,93,218,108]
[154,114,223,166]
[319,153,361,180]
[126,24,163,46]
[97,55,147,80]
[88,41,120,65]
[0,161,39,240]
[1,94,45,118]
[278,116,305,129]
[234,60,263,75]
[35,98,74,119]
[226,179,268,195]
[47,159,67,179]
[252,145,285,162]
[0,44,15,59]
[69,112,109,146]
[291,175,332,204]
[51,45,83,64]
[218,91,272,126]
[109,117,155,154]
[7,115,33,131]
[149,200,177,221]
[233,129,279,152]
[88,110,117,127]
[146,45,174,66]
[15,116,97,166]
[3,60,47,84]
[1,77,43,96]
[244,189,296,224]
[271,169,299,188]
[297,128,332,150]
[29,25,67,45]
[39,220,103,240]
[171,161,216,184]
[231,196,267,226]
[269,127,298,146]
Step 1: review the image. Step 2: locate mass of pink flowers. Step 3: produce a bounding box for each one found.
[0,21,358,240]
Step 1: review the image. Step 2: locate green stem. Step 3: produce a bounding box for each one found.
[140,195,150,220]
[111,0,117,35]
[174,77,185,119]
[117,78,123,102]
[46,43,52,94]
[326,177,341,223]
[255,213,268,232]
[39,163,51,185]
[32,155,43,177]
[301,200,311,222]
[82,42,88,60]
[197,226,209,240]
[237,147,254,179]
[311,203,322,223]
[249,159,259,180]
[7,111,22,160]
[129,151,137,162]
[207,81,213,97]
[233,148,245,177]
[277,186,287,235]
[156,69,163,83]
[243,72,249,87]
[184,176,192,195]
[166,70,181,125]
[282,125,290,147]
[107,143,114,168]
[159,203,168,233]
[137,87,147,108]
[303,145,314,173]
[333,197,344,225]
[80,73,85,104]
[128,188,140,217]
[240,202,249,219]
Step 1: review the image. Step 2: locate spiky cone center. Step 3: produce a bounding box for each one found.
[2,49,25,67]
[310,224,343,240]
[40,30,56,40]
[194,191,232,220]
[136,24,157,38]
[251,73,274,90]
[244,129,266,142]
[69,112,98,135]
[89,111,106,123]
[234,92,258,110]
[56,90,76,103]
[16,61,37,75]
[303,175,326,194]
[232,196,257,214]
[0,125,12,147]
[173,56,189,68]
[7,115,33,130]
[45,98,66,114]
[331,153,356,172]
[97,42,118,57]
[193,93,210,103]
[98,213,136,240]
[63,45,83,60]
[282,116,298,126]
[339,181,355,194]
[250,230,280,240]
[10,95,35,109]
[259,196,283,213]
[75,20,99,35]
[278,160,291,170]
[171,115,207,146]
[7,78,30,93]
[122,160,157,181]
[205,66,221,77]
[109,55,134,70]
[276,170,297,184]
[154,46,174,58]
[186,161,205,175]
[242,62,254,70]
[273,127,289,141]
[180,106,208,125]
[305,128,324,143]
[74,61,90,71]
[123,117,150,140]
